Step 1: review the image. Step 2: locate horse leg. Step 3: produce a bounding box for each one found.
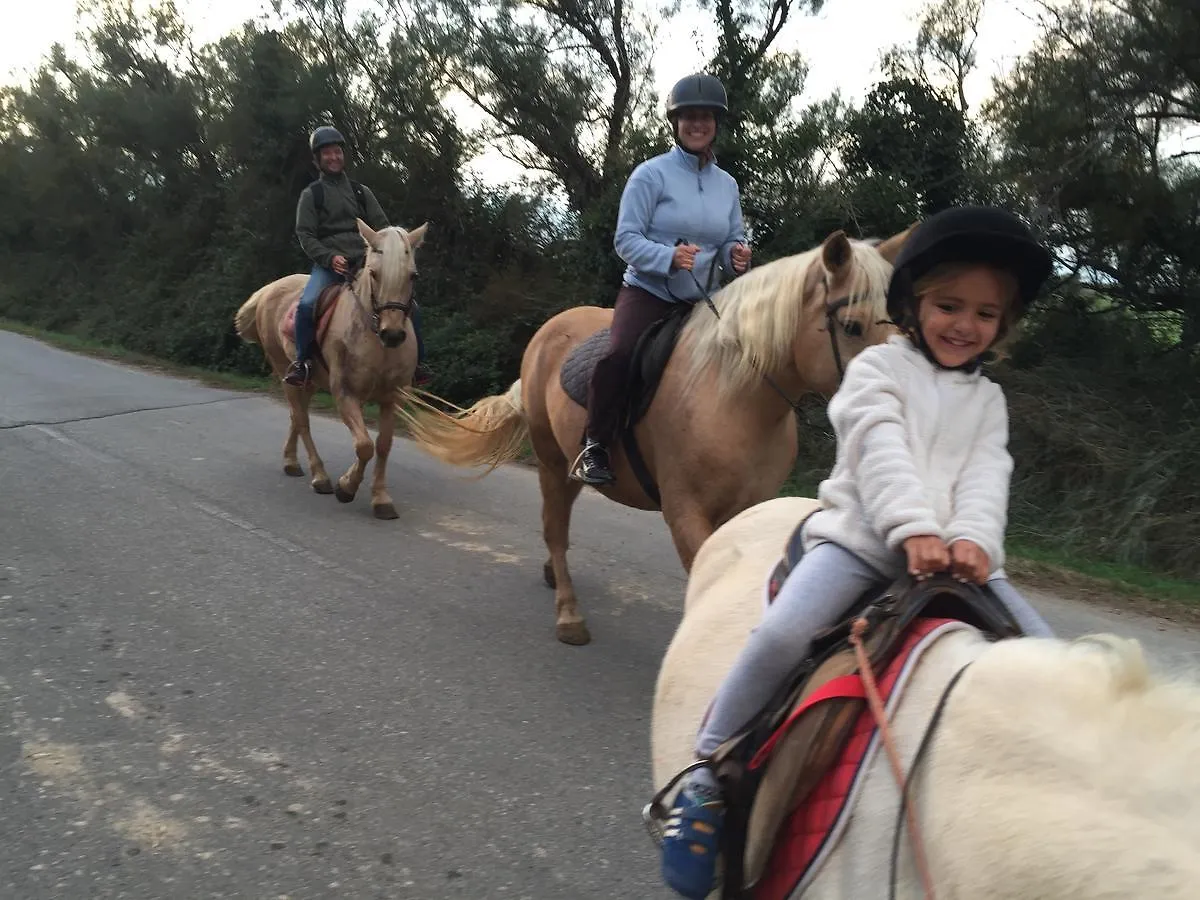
[369,400,399,520]
[283,389,303,477]
[284,383,333,494]
[538,461,589,646]
[663,504,716,573]
[333,393,375,504]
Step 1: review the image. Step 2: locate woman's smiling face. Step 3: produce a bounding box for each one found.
[676,108,717,154]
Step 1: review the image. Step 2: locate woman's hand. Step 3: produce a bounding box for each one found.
[903,535,951,580]
[331,255,349,275]
[672,243,700,271]
[731,243,751,274]
[949,540,991,585]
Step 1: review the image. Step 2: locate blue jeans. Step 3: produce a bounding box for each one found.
[412,303,426,364]
[295,265,342,362]
[296,265,427,365]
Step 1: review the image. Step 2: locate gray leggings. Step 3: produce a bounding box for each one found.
[694,541,1053,759]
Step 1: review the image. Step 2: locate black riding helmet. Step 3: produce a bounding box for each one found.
[666,73,728,124]
[310,125,346,156]
[887,206,1052,327]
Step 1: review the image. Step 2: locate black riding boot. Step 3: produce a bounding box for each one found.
[283,356,313,387]
[574,437,615,485]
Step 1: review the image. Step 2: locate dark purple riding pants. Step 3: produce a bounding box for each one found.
[585,285,675,445]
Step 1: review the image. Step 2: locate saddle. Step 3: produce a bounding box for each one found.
[280,283,345,357]
[559,303,692,504]
[652,516,1026,898]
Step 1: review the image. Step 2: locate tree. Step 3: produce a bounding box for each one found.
[394,0,662,214]
[985,0,1200,351]
[841,69,975,226]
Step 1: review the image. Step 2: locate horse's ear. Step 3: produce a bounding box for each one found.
[404,222,429,249]
[821,230,853,276]
[876,223,918,264]
[356,217,381,249]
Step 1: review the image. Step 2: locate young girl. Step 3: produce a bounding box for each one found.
[659,205,1057,899]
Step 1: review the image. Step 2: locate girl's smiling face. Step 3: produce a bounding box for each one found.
[917,266,1013,367]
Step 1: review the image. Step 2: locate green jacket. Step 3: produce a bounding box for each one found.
[295,172,389,269]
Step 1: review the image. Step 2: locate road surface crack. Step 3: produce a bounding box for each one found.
[0,396,255,430]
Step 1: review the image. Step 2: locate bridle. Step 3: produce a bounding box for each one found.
[344,248,418,340]
[820,277,857,384]
[680,261,871,414]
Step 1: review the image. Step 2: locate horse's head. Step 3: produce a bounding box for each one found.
[356,219,428,348]
[681,225,915,403]
[792,225,913,397]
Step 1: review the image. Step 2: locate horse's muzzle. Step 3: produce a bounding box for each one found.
[380,329,407,348]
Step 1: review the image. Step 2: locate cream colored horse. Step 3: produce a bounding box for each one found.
[400,228,910,644]
[653,496,1200,898]
[234,219,427,519]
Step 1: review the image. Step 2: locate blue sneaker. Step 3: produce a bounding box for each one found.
[660,784,724,899]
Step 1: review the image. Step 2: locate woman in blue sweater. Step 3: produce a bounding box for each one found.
[575,73,753,485]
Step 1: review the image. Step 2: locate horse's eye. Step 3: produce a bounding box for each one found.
[843,321,864,338]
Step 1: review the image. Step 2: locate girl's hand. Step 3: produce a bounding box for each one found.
[903,535,951,580]
[950,540,991,585]
[672,243,700,271]
[731,243,751,274]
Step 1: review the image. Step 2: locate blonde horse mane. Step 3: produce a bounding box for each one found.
[378,226,417,273]
[920,631,1200,896]
[359,225,419,296]
[970,632,1200,749]
[680,240,893,397]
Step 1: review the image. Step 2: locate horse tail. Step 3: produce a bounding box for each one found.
[396,380,528,475]
[233,289,264,344]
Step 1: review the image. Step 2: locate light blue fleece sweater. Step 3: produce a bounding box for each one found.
[613,145,748,303]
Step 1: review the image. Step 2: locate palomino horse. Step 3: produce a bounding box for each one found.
[234,219,428,519]
[400,228,910,644]
[652,496,1200,898]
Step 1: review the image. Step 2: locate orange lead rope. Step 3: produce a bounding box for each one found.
[849,617,937,900]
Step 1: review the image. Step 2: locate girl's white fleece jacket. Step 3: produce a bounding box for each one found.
[803,335,1013,578]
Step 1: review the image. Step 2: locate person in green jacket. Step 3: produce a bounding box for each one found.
[283,125,432,387]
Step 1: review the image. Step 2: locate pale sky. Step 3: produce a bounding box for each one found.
[0,0,1050,185]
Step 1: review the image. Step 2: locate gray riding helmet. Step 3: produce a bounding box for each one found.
[310,125,346,155]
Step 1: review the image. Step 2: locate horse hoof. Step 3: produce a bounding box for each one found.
[284,463,304,477]
[556,621,591,646]
[543,562,556,588]
[334,486,355,504]
[373,502,398,520]
[312,479,334,495]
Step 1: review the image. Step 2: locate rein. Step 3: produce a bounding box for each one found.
[888,660,971,900]
[847,617,974,900]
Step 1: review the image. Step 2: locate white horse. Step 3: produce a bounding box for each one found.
[651,496,1200,898]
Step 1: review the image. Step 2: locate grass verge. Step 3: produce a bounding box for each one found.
[7,318,1198,614]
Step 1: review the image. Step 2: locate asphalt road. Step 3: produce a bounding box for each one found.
[2,329,1197,899]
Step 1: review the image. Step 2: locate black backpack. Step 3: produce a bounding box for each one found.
[310,179,368,219]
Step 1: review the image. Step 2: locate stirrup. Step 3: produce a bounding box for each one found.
[283,359,313,386]
[642,760,719,848]
[568,443,613,484]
